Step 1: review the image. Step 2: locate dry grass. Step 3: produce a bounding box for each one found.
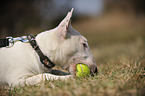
[0,11,145,96]
[0,57,144,96]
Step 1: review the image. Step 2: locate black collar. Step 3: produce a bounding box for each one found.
[27,34,55,68]
[0,37,10,48]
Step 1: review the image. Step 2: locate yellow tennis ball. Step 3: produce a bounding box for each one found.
[76,63,90,77]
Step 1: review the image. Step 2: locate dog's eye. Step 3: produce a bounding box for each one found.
[83,43,87,47]
[82,43,88,49]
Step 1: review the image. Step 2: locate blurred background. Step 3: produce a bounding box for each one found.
[0,0,145,64]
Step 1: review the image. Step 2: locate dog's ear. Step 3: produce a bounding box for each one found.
[57,8,74,39]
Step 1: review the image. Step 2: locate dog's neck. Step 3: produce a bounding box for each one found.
[35,28,63,66]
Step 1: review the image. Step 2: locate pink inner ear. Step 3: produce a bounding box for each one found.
[57,8,74,39]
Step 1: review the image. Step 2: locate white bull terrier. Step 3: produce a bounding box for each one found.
[0,8,98,87]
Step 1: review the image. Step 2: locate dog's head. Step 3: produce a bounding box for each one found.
[37,8,98,76]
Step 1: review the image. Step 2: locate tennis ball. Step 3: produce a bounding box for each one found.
[76,63,90,77]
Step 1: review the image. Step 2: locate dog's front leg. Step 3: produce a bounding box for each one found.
[24,73,73,86]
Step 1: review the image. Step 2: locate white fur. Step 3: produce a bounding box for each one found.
[0,8,97,87]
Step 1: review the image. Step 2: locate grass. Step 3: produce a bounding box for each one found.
[0,11,145,96]
[1,58,144,96]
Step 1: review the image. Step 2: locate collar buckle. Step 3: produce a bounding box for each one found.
[6,36,14,48]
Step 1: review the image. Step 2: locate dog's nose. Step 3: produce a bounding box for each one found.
[94,67,98,74]
[90,66,98,76]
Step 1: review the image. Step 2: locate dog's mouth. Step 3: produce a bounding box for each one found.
[67,61,98,76]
